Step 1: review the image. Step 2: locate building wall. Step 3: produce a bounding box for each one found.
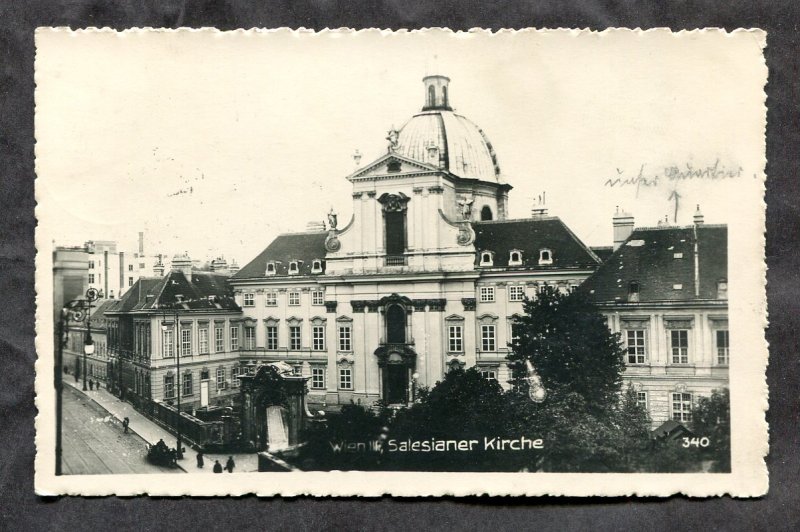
[602,304,729,425]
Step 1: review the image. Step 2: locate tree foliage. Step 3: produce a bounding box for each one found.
[507,287,626,412]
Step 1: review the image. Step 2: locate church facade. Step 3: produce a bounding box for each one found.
[229,75,604,408]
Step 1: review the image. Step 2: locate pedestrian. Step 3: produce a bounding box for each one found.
[196,451,204,469]
[122,417,130,434]
[213,460,223,473]
[89,380,94,391]
[225,456,235,473]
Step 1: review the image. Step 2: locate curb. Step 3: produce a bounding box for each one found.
[63,383,188,473]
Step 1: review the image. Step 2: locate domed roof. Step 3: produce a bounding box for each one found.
[394,76,502,183]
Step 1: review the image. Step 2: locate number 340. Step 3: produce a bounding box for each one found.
[682,437,710,448]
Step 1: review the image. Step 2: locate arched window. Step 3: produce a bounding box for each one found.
[442,85,448,107]
[386,305,406,343]
[481,206,493,221]
[428,85,436,107]
[538,249,553,265]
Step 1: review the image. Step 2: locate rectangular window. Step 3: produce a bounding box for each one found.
[289,291,301,306]
[128,264,134,271]
[716,330,730,365]
[88,273,95,284]
[448,325,463,352]
[672,392,692,422]
[479,286,495,303]
[216,367,226,390]
[266,326,278,350]
[231,366,240,388]
[311,367,325,389]
[265,292,277,306]
[508,285,525,302]
[182,372,193,396]
[480,368,497,381]
[312,290,324,306]
[89,261,94,269]
[671,330,689,364]
[312,325,325,351]
[214,326,224,352]
[636,391,648,410]
[128,277,133,286]
[481,325,496,352]
[163,330,173,358]
[244,326,256,349]
[290,326,302,350]
[243,293,255,307]
[181,328,191,356]
[338,326,352,352]
[198,327,209,354]
[230,327,239,350]
[338,367,353,390]
[626,329,647,364]
[510,322,523,345]
[164,375,175,399]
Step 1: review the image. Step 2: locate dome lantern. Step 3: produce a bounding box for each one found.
[422,75,452,111]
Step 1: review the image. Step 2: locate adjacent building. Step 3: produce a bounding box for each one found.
[105,256,243,413]
[580,207,728,425]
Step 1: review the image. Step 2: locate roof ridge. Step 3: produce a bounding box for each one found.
[473,216,558,225]
[634,223,727,232]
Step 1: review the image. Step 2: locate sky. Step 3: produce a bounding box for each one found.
[35,29,766,266]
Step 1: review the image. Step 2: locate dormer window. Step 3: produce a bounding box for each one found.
[508,250,523,266]
[538,249,553,265]
[266,262,276,276]
[628,281,640,303]
[717,279,728,299]
[311,259,323,274]
[288,261,299,275]
[479,251,494,267]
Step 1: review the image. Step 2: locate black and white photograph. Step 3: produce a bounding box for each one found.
[34,28,768,497]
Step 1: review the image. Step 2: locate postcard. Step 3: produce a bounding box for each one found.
[34,27,768,497]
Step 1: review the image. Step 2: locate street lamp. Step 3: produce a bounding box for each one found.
[162,308,183,459]
[83,331,94,391]
[81,288,99,391]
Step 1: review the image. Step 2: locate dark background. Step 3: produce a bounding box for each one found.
[1,1,797,529]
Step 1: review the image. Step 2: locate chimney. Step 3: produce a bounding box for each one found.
[171,252,193,277]
[613,206,635,250]
[531,192,548,218]
[228,259,240,275]
[693,204,705,225]
[153,254,165,277]
[306,220,326,232]
[210,256,229,274]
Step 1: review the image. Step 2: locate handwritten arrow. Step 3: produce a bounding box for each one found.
[668,190,681,223]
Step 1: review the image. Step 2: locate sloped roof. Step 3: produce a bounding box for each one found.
[107,271,238,313]
[590,246,615,263]
[471,217,601,270]
[580,225,727,303]
[232,231,328,280]
[88,299,117,326]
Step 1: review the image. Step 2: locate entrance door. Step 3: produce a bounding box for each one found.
[386,365,408,404]
[200,380,209,408]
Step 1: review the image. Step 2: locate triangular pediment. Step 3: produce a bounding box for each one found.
[346,152,441,181]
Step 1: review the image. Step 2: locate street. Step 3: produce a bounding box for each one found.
[62,385,182,475]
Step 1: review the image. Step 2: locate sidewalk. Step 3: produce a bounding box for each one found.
[64,379,259,473]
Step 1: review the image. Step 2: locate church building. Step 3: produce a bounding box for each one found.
[229,75,603,408]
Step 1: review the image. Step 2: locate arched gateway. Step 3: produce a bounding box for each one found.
[239,362,310,451]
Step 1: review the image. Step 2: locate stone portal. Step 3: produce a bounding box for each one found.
[239,362,309,451]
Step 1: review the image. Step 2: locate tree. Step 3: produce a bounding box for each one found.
[691,388,731,472]
[507,287,626,413]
